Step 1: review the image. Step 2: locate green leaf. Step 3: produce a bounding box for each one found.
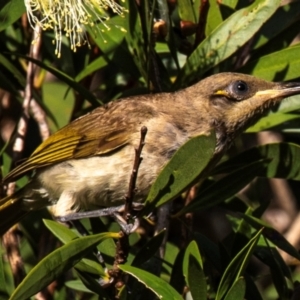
[124,0,148,82]
[0,0,25,32]
[175,0,281,87]
[213,142,300,180]
[44,220,107,276]
[143,133,216,216]
[240,44,300,81]
[242,214,300,261]
[119,265,182,300]
[132,229,166,267]
[42,81,74,130]
[169,249,185,294]
[44,219,78,243]
[247,113,300,132]
[193,233,221,271]
[9,53,100,106]
[10,232,120,300]
[0,242,9,297]
[206,0,223,36]
[252,2,300,51]
[86,15,141,82]
[76,270,110,297]
[89,15,127,53]
[220,0,238,9]
[278,94,300,114]
[65,279,94,294]
[223,277,246,300]
[0,53,25,86]
[216,229,262,300]
[255,245,292,300]
[175,159,268,216]
[178,0,198,24]
[183,241,206,300]
[75,56,107,82]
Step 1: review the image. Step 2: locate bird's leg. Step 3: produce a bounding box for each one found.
[55,203,144,234]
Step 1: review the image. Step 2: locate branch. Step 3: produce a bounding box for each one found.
[123,126,148,219]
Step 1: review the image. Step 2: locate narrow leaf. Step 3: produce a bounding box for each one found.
[44,220,107,276]
[242,214,300,260]
[10,232,120,300]
[247,113,300,132]
[223,277,246,300]
[255,245,291,299]
[240,44,300,81]
[132,229,166,267]
[44,219,78,243]
[0,0,25,32]
[175,159,268,216]
[175,0,281,87]
[0,242,9,297]
[216,229,262,300]
[8,53,100,106]
[76,270,110,297]
[120,265,182,300]
[213,142,300,180]
[143,133,216,216]
[183,241,206,300]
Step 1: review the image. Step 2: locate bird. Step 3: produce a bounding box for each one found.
[1,72,300,235]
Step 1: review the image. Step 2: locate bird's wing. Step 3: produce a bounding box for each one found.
[4,106,136,183]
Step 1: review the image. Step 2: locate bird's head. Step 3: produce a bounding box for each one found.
[191,72,300,151]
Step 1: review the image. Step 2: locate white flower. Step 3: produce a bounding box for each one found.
[25,0,127,57]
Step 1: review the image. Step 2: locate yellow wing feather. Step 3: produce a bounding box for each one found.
[3,96,157,183]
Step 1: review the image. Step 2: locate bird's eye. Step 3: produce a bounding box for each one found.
[231,80,249,95]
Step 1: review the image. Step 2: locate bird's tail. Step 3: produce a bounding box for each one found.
[0,189,29,235]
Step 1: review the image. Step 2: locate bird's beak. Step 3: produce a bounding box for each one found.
[256,82,300,98]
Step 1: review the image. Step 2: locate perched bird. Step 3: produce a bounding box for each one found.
[1,72,300,235]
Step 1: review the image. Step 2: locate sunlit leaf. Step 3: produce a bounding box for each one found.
[247,113,300,132]
[175,0,280,87]
[240,44,300,81]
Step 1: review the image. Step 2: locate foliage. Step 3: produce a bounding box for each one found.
[1,0,300,299]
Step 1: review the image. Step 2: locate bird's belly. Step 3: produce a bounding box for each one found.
[36,146,166,217]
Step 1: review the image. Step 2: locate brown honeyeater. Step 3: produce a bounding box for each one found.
[1,72,300,235]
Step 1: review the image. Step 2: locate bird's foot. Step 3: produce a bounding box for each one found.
[56,203,144,234]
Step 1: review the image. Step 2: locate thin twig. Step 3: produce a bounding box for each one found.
[111,126,147,299]
[2,24,42,288]
[123,126,148,219]
[30,99,50,141]
[12,25,41,159]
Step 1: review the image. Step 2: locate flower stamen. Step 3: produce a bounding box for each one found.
[25,0,128,57]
